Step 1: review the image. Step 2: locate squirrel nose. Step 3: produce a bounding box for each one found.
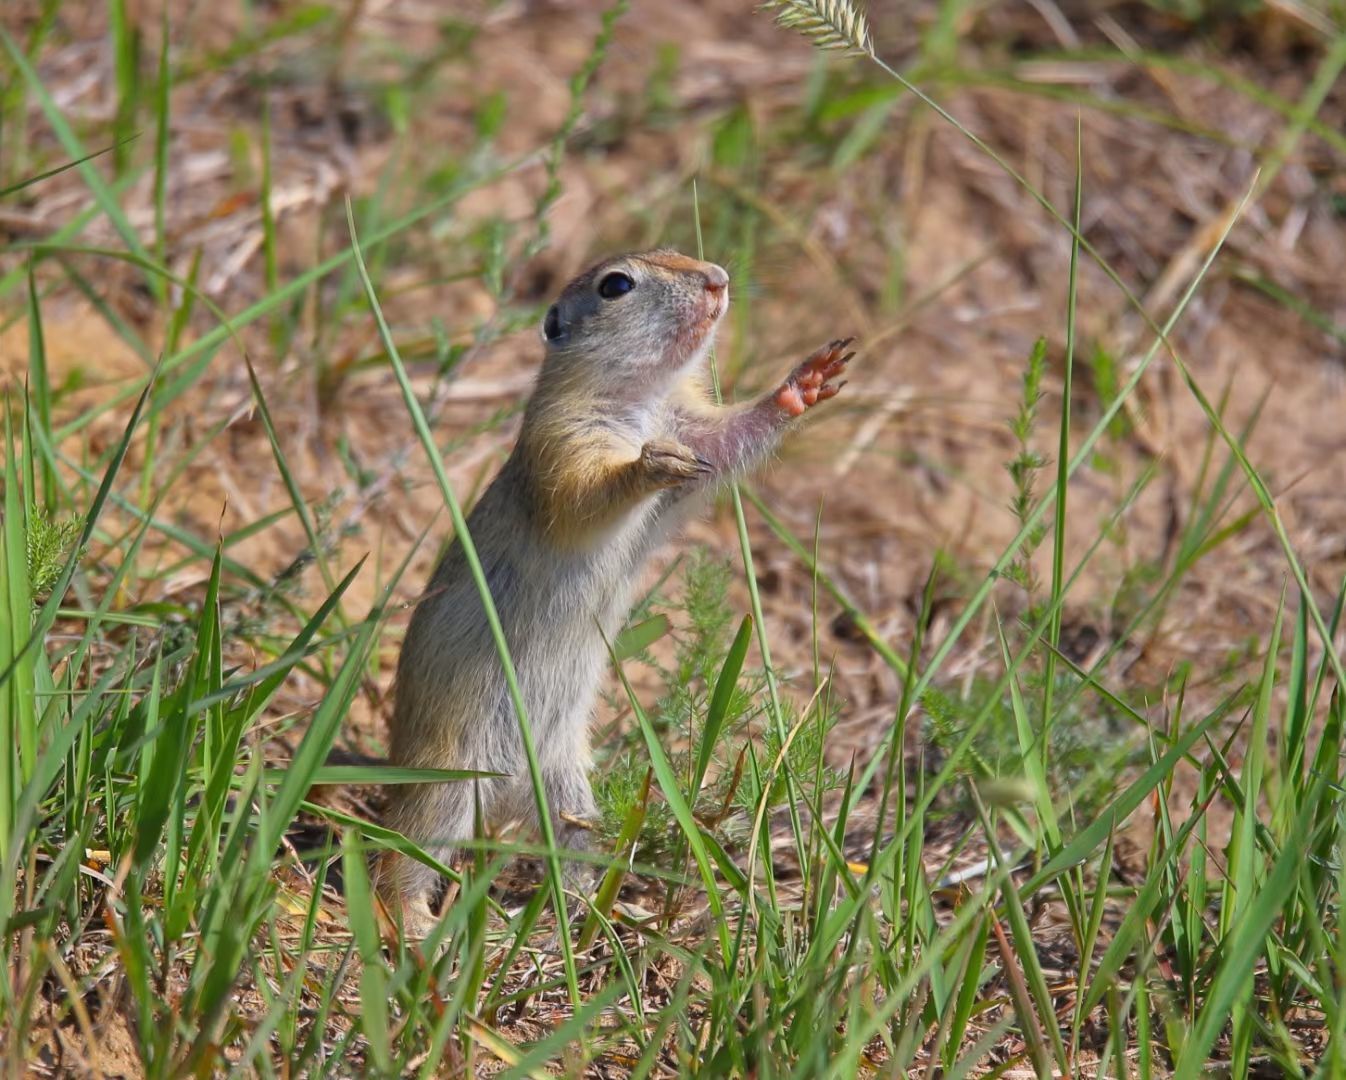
[703,264,729,293]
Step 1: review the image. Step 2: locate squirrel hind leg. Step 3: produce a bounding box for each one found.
[374,850,442,939]
[376,778,502,938]
[499,766,601,897]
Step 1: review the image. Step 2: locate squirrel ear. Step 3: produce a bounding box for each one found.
[542,304,566,344]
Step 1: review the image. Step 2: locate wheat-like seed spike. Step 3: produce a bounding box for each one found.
[760,0,872,55]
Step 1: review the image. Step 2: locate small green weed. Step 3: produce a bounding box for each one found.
[24,509,81,600]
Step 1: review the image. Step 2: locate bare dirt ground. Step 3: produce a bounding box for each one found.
[3,0,1345,1071]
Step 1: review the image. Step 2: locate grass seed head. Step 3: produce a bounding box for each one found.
[760,0,873,55]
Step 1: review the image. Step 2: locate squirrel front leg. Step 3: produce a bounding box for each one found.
[528,429,714,544]
[674,337,855,478]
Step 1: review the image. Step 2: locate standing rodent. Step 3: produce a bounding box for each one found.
[377,249,854,932]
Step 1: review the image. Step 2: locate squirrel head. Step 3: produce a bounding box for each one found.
[538,249,729,387]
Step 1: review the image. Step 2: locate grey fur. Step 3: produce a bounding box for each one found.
[378,250,851,928]
[384,457,661,901]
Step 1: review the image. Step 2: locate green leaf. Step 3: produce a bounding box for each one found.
[612,614,671,662]
[298,765,499,785]
[343,829,391,1073]
[694,613,752,797]
[0,138,136,199]
[1173,813,1315,1079]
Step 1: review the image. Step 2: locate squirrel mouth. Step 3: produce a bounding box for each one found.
[680,307,724,360]
[671,293,728,364]
[698,290,729,333]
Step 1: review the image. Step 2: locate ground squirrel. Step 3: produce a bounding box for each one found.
[378,249,855,931]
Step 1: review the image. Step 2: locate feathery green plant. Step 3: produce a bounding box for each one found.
[23,511,81,600]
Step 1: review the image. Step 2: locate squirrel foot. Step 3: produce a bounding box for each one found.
[377,889,439,943]
[640,438,714,487]
[775,337,856,418]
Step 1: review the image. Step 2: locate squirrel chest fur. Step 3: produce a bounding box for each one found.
[378,249,854,931]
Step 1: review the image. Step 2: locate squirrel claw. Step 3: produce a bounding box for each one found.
[640,439,714,487]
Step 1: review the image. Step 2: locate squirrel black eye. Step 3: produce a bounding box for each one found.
[597,271,634,300]
[543,304,563,341]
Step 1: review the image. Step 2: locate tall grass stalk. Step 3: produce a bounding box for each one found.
[345,202,582,1005]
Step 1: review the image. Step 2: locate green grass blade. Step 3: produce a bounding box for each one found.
[609,640,733,964]
[1173,813,1316,1079]
[0,27,160,300]
[0,137,134,199]
[342,828,391,1073]
[345,200,581,1000]
[694,613,752,797]
[1023,702,1224,895]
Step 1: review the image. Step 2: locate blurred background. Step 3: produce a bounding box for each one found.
[2,0,1344,806]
